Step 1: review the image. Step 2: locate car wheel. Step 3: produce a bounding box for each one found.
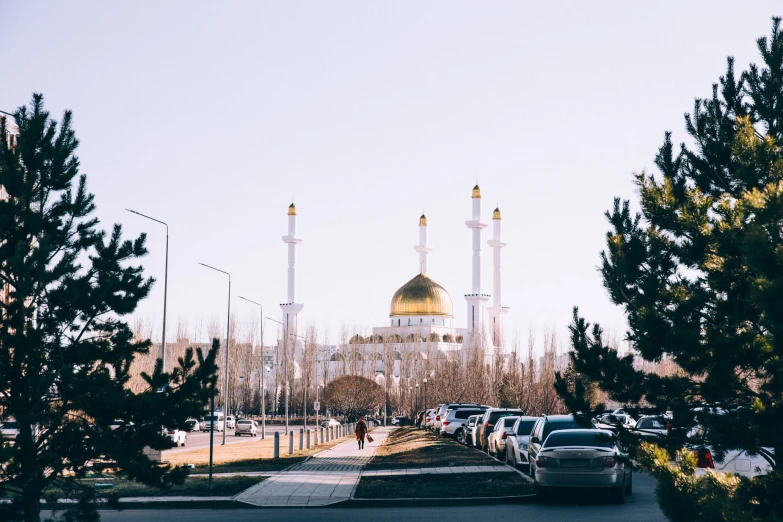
[456,429,465,445]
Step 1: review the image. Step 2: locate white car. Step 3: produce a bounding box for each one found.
[488,415,519,456]
[440,408,486,439]
[321,418,340,428]
[594,413,636,432]
[235,419,258,436]
[465,414,482,447]
[164,428,187,447]
[225,415,236,430]
[633,415,669,439]
[1,420,20,441]
[505,416,538,469]
[202,414,224,432]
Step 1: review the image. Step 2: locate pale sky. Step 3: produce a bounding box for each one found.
[2,2,780,351]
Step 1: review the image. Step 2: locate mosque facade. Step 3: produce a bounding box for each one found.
[278,185,509,385]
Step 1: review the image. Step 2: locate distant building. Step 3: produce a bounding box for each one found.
[1,112,18,308]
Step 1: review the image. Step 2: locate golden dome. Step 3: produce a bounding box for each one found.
[419,214,427,226]
[472,184,482,198]
[390,273,453,317]
[493,207,501,220]
[288,203,297,216]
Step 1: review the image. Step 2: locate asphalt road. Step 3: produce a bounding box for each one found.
[164,425,318,455]
[92,472,666,522]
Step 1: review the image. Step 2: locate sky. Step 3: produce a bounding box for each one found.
[2,1,781,351]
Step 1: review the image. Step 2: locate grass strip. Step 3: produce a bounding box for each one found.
[364,427,497,470]
[354,472,533,499]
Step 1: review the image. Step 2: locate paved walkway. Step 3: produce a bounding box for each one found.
[236,426,392,507]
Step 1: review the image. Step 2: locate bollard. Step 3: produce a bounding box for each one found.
[306,429,311,449]
[299,428,304,450]
[330,426,334,440]
[319,427,323,444]
[288,431,294,455]
[273,432,280,459]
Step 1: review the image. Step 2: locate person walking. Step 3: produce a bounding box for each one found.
[356,417,368,450]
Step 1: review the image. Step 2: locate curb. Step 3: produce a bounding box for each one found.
[341,494,537,508]
[41,499,241,510]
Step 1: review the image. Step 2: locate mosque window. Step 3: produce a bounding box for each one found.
[398,319,400,326]
[420,318,422,324]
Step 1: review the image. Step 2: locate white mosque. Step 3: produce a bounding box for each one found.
[278,184,509,380]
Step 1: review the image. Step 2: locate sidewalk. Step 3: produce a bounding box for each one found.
[235,426,392,507]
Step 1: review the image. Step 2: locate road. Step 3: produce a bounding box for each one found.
[165,426,293,455]
[93,472,666,522]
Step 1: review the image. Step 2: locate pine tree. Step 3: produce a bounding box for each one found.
[0,95,219,522]
[555,18,783,519]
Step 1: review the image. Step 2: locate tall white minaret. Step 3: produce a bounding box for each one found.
[281,202,304,337]
[464,185,489,339]
[413,214,432,274]
[487,207,508,347]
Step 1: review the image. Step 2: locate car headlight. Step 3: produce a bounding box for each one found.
[521,442,529,450]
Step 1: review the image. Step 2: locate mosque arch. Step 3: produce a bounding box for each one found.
[386,334,403,343]
[443,334,455,343]
[330,353,344,362]
[427,332,440,342]
[349,334,365,344]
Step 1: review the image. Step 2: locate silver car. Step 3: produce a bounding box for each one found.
[235,419,257,436]
[440,408,486,439]
[487,415,519,456]
[533,429,633,503]
[505,416,538,469]
[464,414,482,447]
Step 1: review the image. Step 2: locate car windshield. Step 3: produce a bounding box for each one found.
[204,415,220,421]
[516,420,536,435]
[542,421,583,440]
[488,411,523,424]
[543,431,616,449]
[638,418,665,429]
[237,420,251,424]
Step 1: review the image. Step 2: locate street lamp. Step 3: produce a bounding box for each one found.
[409,385,413,417]
[415,382,419,413]
[199,262,231,446]
[126,209,169,372]
[238,296,266,439]
[423,378,427,415]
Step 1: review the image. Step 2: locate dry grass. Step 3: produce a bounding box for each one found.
[364,427,497,470]
[165,432,355,468]
[355,472,533,499]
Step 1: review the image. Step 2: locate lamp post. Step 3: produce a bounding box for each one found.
[199,262,231,446]
[415,382,419,413]
[238,296,266,439]
[126,209,169,371]
[409,386,413,417]
[423,378,427,414]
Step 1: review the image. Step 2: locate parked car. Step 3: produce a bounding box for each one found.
[440,408,486,440]
[532,429,632,503]
[633,415,669,439]
[464,414,482,447]
[1,420,19,441]
[505,416,539,469]
[477,408,524,452]
[424,409,437,430]
[321,418,340,428]
[184,419,201,432]
[594,413,636,432]
[488,415,520,456]
[235,419,258,436]
[528,414,593,476]
[434,403,486,432]
[391,416,401,426]
[684,423,773,478]
[225,415,236,430]
[164,428,187,447]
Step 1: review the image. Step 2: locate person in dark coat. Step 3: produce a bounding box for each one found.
[356,418,368,449]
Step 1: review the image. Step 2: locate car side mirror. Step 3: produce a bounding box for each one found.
[530,436,540,444]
